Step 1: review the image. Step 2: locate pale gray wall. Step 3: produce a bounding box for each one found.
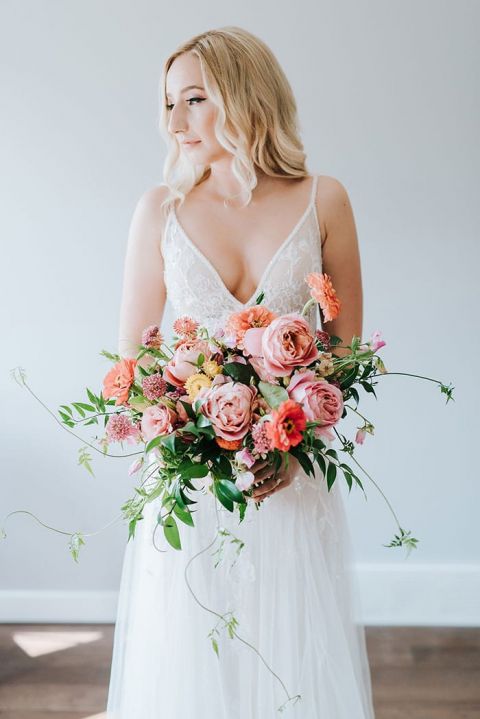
[1,0,478,624]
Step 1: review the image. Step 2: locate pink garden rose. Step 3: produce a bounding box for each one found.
[163,339,212,387]
[141,404,178,441]
[260,313,319,377]
[200,381,257,442]
[287,369,344,441]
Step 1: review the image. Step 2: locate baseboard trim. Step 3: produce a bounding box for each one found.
[1,563,479,625]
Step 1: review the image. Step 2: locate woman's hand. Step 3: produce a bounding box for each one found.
[250,455,300,503]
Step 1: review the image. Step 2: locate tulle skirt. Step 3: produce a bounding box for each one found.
[106,453,375,718]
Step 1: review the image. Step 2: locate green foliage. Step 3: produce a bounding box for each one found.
[78,447,95,477]
[162,515,182,550]
[258,381,289,408]
[68,532,85,563]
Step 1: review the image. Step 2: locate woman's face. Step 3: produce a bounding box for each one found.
[165,52,228,165]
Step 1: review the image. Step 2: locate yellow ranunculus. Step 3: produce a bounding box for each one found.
[184,372,212,400]
[202,360,223,378]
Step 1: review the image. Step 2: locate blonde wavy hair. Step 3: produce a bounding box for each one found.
[158,26,309,216]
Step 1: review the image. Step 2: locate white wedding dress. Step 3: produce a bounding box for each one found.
[106,175,376,718]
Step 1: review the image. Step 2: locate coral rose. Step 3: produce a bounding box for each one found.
[141,404,178,442]
[288,369,344,441]
[162,339,212,388]
[201,381,257,442]
[102,358,137,406]
[265,399,306,451]
[261,313,319,377]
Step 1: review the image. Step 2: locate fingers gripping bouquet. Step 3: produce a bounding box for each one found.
[4,272,455,713]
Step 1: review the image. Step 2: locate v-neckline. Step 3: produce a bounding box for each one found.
[170,176,317,308]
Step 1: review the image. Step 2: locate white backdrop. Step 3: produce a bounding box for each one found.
[1,0,478,625]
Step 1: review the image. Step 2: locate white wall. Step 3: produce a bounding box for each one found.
[1,0,478,625]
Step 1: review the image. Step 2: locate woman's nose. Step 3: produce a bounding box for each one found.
[168,104,187,134]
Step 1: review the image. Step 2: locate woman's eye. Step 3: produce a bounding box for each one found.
[166,97,205,111]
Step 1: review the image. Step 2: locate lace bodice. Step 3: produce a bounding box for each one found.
[161,174,323,334]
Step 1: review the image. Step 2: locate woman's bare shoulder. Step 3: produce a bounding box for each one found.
[314,175,354,244]
[135,184,171,223]
[129,185,171,250]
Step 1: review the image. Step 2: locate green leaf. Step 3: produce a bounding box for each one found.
[145,435,165,453]
[179,400,195,419]
[75,402,96,412]
[289,447,315,477]
[316,454,326,477]
[211,636,220,657]
[173,503,195,527]
[218,479,246,504]
[86,387,97,405]
[163,515,182,550]
[258,381,289,409]
[180,463,210,480]
[161,433,177,454]
[339,366,358,390]
[344,473,353,492]
[326,461,337,491]
[196,414,212,428]
[223,362,254,384]
[349,387,360,405]
[214,482,234,512]
[59,404,73,416]
[214,454,233,478]
[254,290,265,305]
[360,381,377,399]
[72,402,86,418]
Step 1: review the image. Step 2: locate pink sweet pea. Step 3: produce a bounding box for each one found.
[235,447,255,469]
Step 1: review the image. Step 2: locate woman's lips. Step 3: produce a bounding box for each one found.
[183,140,201,146]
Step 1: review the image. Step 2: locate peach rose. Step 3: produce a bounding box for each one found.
[201,381,257,442]
[261,313,319,377]
[288,369,344,440]
[163,339,212,388]
[141,404,178,441]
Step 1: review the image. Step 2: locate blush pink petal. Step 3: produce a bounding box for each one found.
[243,327,267,357]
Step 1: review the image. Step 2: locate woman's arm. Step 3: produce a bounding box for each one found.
[316,177,363,359]
[117,186,169,367]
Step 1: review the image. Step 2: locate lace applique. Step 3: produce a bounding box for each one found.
[161,176,323,335]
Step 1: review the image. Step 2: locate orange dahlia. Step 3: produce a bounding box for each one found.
[102,358,137,406]
[225,305,277,349]
[305,272,341,322]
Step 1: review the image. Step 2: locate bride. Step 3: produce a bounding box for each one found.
[107,25,375,718]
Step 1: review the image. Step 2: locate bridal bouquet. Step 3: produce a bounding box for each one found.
[4,271,454,713]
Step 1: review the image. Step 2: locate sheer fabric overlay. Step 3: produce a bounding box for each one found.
[106,175,376,718]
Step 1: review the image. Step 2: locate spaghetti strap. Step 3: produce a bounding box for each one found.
[309,173,318,205]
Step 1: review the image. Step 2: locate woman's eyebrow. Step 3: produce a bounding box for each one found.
[165,85,205,99]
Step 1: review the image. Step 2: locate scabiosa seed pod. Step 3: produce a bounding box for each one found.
[105,414,141,444]
[251,421,271,455]
[142,373,167,401]
[142,324,163,349]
